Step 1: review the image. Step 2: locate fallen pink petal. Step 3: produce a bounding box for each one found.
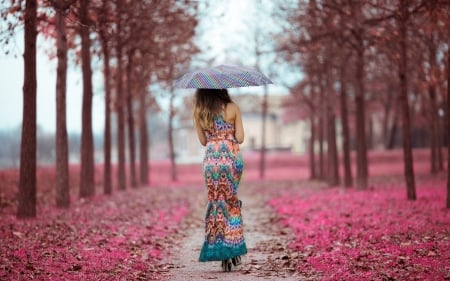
[269,177,450,280]
[1,1,450,280]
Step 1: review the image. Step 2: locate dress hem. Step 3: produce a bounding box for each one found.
[198,242,247,262]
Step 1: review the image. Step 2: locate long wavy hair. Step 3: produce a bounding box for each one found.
[193,88,232,131]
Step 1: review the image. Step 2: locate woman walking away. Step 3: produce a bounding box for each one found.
[193,88,247,272]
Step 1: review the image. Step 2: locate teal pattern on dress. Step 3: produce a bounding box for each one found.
[199,115,247,262]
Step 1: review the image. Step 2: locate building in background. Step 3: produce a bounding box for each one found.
[174,93,309,163]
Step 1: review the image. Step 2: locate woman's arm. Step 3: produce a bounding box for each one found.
[233,103,245,144]
[194,116,207,146]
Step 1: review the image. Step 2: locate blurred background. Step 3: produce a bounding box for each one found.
[0,0,299,167]
[0,0,448,192]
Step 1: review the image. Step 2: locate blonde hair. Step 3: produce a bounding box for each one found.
[193,89,232,131]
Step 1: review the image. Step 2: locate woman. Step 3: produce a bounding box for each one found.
[193,88,247,272]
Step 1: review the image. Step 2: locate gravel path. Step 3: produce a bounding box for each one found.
[163,182,301,281]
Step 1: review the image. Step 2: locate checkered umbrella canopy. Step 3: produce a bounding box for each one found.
[174,64,273,89]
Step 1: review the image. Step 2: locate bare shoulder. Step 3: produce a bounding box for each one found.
[226,102,241,114]
[223,102,240,124]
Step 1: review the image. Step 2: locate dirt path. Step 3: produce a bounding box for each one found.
[163,182,302,281]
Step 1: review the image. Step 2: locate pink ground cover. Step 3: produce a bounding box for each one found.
[0,186,190,280]
[0,148,446,280]
[269,176,450,280]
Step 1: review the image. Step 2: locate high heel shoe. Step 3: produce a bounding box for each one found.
[232,255,241,266]
[221,259,232,272]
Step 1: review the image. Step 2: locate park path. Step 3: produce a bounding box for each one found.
[162,182,302,281]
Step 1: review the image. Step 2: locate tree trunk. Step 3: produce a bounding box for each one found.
[309,110,317,180]
[367,115,373,150]
[318,109,325,180]
[318,79,326,180]
[326,68,339,186]
[116,0,126,190]
[259,84,268,179]
[446,47,450,209]
[398,0,416,200]
[168,91,177,181]
[79,0,95,198]
[429,83,439,174]
[437,114,444,171]
[355,41,368,189]
[54,1,70,207]
[383,86,394,149]
[387,104,399,149]
[327,105,339,186]
[139,88,149,186]
[101,33,112,195]
[17,0,37,218]
[428,39,439,174]
[126,51,137,187]
[443,98,449,145]
[339,63,353,187]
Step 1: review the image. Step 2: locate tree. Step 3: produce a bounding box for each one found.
[138,73,150,186]
[290,0,370,188]
[115,0,126,191]
[126,50,138,187]
[79,0,95,198]
[307,91,319,180]
[132,51,154,187]
[17,0,38,218]
[259,83,268,179]
[110,0,198,187]
[277,0,354,186]
[145,1,198,184]
[325,60,339,186]
[338,51,353,187]
[317,72,326,181]
[97,0,113,194]
[288,78,320,180]
[321,8,340,187]
[275,0,450,199]
[52,0,74,207]
[168,85,177,182]
[416,2,448,174]
[396,0,417,200]
[252,4,279,180]
[425,32,440,174]
[447,45,450,209]
[431,1,450,208]
[343,2,370,190]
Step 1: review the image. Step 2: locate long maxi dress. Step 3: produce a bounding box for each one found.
[199,114,247,262]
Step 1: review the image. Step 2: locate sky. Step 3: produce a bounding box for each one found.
[0,33,105,134]
[0,0,293,134]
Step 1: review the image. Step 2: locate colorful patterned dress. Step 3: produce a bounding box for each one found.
[199,114,247,262]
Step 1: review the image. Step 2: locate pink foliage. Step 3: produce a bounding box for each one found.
[0,148,447,279]
[0,186,190,280]
[269,178,450,280]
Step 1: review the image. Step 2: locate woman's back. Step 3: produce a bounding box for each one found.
[195,102,244,146]
[204,114,236,143]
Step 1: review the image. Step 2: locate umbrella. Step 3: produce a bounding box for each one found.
[174,64,273,89]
